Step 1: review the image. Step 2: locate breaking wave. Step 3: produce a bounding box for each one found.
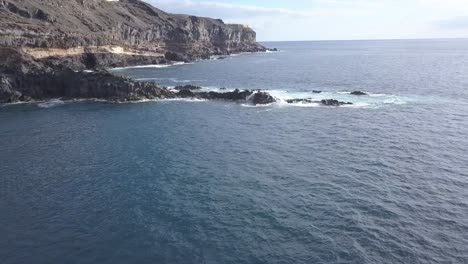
[185,86,413,109]
[110,62,193,71]
[37,99,65,108]
[127,98,208,104]
[135,77,205,83]
[267,89,411,108]
[2,87,413,109]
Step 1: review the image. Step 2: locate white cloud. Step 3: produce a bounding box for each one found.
[145,0,468,41]
[438,16,468,29]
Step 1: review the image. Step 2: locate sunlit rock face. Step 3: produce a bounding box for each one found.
[0,0,265,67]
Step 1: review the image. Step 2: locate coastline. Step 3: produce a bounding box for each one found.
[0,0,280,105]
[0,0,353,108]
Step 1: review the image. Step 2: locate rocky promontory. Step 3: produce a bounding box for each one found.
[0,48,278,105]
[0,0,270,104]
[0,0,349,107]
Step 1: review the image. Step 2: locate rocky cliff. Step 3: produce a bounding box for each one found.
[0,0,272,104]
[0,0,265,69]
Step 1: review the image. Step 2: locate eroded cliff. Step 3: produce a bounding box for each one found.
[0,0,265,69]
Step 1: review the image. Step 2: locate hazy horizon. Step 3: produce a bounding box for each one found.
[259,37,468,42]
[147,0,468,42]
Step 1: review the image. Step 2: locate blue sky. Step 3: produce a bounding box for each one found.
[146,0,468,41]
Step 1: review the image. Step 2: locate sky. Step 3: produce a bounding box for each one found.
[144,0,468,41]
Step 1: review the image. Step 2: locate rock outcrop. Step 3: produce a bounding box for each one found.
[286,98,353,106]
[0,48,174,103]
[251,92,276,105]
[174,85,203,91]
[175,87,277,105]
[320,99,353,106]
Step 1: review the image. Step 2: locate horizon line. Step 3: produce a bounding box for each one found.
[259,37,468,43]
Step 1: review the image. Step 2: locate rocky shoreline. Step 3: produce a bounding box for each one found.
[0,46,361,107]
[0,47,362,107]
[0,47,279,105]
[0,0,273,104]
[0,0,357,107]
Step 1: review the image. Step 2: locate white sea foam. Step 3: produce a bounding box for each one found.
[161,98,208,102]
[110,62,193,70]
[280,102,321,108]
[237,89,411,109]
[124,97,208,104]
[1,101,33,107]
[37,99,65,108]
[135,77,204,83]
[3,86,411,109]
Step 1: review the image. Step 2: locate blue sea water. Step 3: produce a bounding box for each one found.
[1,40,468,263]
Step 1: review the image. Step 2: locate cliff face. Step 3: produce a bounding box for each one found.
[0,0,264,68]
[0,0,268,104]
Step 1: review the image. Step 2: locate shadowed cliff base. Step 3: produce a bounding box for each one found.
[0,48,278,105]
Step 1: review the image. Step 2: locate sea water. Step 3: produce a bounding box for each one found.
[1,40,467,263]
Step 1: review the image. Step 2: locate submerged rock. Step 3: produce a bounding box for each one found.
[312,90,322,94]
[350,91,368,96]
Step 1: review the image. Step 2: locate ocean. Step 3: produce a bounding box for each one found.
[1,40,467,263]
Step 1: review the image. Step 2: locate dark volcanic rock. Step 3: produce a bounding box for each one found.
[176,89,196,98]
[0,48,174,103]
[251,92,276,105]
[285,97,352,106]
[191,89,276,105]
[313,90,322,93]
[0,76,21,103]
[197,89,252,101]
[165,52,190,63]
[0,48,279,105]
[174,85,202,91]
[320,99,353,106]
[350,91,368,96]
[286,98,314,104]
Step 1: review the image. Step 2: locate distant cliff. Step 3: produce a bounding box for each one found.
[0,0,265,69]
